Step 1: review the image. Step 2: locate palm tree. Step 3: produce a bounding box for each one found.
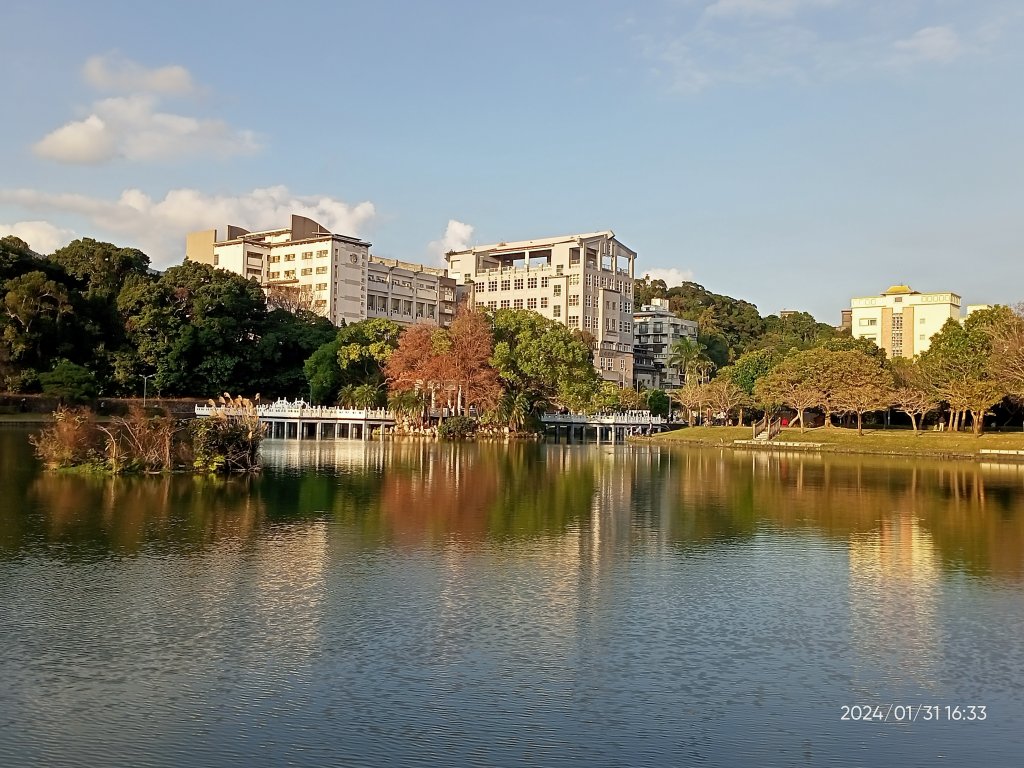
[352,383,382,409]
[667,337,714,385]
[388,389,427,426]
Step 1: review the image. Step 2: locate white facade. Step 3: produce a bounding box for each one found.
[849,285,961,358]
[186,215,455,327]
[633,298,699,389]
[446,231,636,384]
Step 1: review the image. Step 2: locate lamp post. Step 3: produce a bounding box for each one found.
[141,373,153,410]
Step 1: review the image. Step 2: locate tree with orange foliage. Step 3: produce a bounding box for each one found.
[384,310,502,417]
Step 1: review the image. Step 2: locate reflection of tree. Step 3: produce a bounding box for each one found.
[12,472,266,558]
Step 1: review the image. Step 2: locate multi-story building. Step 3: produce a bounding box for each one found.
[445,231,637,384]
[185,214,455,327]
[849,284,986,358]
[633,298,699,389]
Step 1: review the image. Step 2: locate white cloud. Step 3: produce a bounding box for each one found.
[642,267,695,286]
[83,53,196,96]
[428,219,475,263]
[34,57,258,165]
[893,26,962,62]
[0,220,76,254]
[0,186,375,268]
[704,0,837,20]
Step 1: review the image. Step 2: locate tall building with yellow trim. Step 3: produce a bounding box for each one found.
[849,285,961,358]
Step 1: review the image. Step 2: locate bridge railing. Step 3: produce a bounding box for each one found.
[540,411,665,425]
[195,399,393,420]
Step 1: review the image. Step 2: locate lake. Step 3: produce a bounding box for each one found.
[1,427,1023,767]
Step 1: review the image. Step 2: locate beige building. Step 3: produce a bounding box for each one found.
[186,215,455,328]
[445,231,637,384]
[849,285,962,358]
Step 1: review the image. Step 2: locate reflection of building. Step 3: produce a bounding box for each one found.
[848,284,989,358]
[445,231,636,383]
[185,214,456,327]
[632,298,698,389]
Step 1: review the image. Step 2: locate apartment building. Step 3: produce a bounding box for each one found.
[849,284,978,358]
[185,214,455,327]
[445,231,636,384]
[633,298,699,389]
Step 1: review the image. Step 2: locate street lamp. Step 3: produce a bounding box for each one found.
[140,373,153,410]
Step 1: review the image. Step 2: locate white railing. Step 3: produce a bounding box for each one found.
[541,411,665,425]
[195,399,393,420]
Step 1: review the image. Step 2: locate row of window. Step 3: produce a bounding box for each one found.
[266,249,330,264]
[367,295,438,318]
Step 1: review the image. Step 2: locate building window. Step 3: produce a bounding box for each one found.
[527,277,538,289]
[478,282,487,292]
[488,301,497,310]
[553,285,562,296]
[284,270,296,278]
[514,278,524,290]
[541,277,549,288]
[500,300,510,309]
[268,255,280,263]
[488,281,498,291]
[569,294,580,306]
[920,318,926,324]
[527,297,537,309]
[315,283,328,291]
[568,315,579,327]
[403,301,412,315]
[317,250,328,257]
[285,254,295,261]
[540,297,548,309]
[269,271,280,279]
[301,268,312,276]
[316,266,328,274]
[568,274,580,285]
[302,251,313,260]
[859,318,877,326]
[919,334,926,340]
[553,306,561,318]
[501,279,511,291]
[213,254,219,266]
[513,299,524,309]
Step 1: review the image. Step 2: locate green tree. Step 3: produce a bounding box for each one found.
[667,337,713,385]
[644,388,671,419]
[723,348,780,396]
[49,238,150,302]
[490,309,599,413]
[39,360,97,403]
[828,350,895,435]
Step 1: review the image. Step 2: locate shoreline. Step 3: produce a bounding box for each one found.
[630,426,1024,462]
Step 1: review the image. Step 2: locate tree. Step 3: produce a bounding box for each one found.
[3,271,74,366]
[666,337,713,385]
[703,377,749,425]
[723,348,780,396]
[304,318,401,404]
[828,350,894,435]
[985,304,1024,402]
[888,357,939,433]
[39,360,97,403]
[920,314,1006,434]
[644,389,671,418]
[48,238,150,302]
[753,351,824,433]
[490,309,599,412]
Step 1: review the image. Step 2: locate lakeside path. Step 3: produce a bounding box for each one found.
[633,425,1024,461]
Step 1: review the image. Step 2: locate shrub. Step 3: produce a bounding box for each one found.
[437,415,478,440]
[189,396,263,472]
[29,407,99,468]
[39,361,97,403]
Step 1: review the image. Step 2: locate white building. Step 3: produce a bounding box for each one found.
[445,232,637,384]
[633,298,699,389]
[849,284,987,358]
[186,215,455,327]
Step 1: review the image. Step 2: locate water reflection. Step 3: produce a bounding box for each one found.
[2,431,1023,583]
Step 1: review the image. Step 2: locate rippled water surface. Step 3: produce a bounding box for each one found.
[2,429,1024,767]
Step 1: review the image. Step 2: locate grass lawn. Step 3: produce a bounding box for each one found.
[642,424,1024,458]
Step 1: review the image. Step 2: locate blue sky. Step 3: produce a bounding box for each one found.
[1,0,1021,322]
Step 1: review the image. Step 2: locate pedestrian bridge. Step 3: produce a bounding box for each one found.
[195,399,395,440]
[540,411,667,443]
